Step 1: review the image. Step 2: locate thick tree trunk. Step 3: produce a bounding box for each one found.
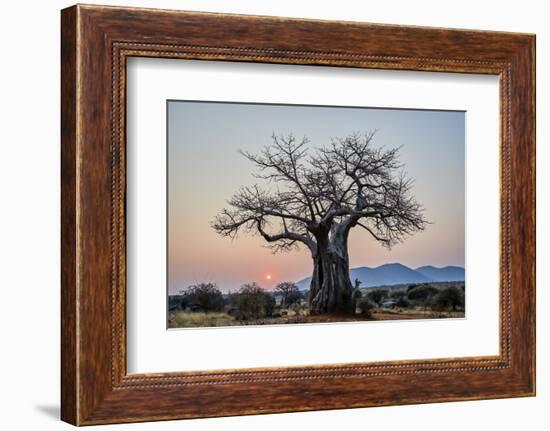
[309,228,355,315]
[331,223,355,314]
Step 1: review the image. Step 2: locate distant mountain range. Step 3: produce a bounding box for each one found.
[296,263,465,290]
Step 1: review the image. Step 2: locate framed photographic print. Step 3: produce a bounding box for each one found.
[61,4,535,425]
[165,100,465,330]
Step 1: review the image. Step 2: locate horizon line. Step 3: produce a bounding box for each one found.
[169,262,465,294]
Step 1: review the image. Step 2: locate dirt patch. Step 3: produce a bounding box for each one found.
[372,309,464,320]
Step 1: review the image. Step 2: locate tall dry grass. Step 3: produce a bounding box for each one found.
[168,311,235,328]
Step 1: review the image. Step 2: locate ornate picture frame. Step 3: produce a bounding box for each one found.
[61,4,535,425]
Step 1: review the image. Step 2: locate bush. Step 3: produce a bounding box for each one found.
[390,290,406,299]
[407,284,438,302]
[390,290,408,307]
[366,289,388,306]
[264,293,276,317]
[180,283,224,312]
[395,296,410,308]
[236,283,275,320]
[357,299,376,317]
[407,284,419,293]
[431,286,465,311]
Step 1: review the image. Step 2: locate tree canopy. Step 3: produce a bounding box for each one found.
[213,132,426,255]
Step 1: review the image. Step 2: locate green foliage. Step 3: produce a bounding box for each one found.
[390,290,406,299]
[237,282,275,320]
[357,299,376,317]
[366,288,388,306]
[395,296,410,308]
[168,295,184,311]
[264,293,276,317]
[406,284,438,302]
[180,282,224,312]
[275,281,303,308]
[407,284,419,292]
[431,286,465,311]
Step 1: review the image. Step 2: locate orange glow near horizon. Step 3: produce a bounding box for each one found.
[266,274,272,280]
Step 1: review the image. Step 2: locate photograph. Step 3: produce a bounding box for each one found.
[167,101,466,328]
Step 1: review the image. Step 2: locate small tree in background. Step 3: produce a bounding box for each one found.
[431,286,465,311]
[237,283,275,320]
[366,288,389,306]
[275,281,302,308]
[406,284,438,302]
[180,282,224,312]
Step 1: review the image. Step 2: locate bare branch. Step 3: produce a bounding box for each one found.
[213,131,427,254]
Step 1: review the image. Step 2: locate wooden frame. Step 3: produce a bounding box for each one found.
[61,4,535,425]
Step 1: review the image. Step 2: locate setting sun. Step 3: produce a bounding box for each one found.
[266,274,272,280]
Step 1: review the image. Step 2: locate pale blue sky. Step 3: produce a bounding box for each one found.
[168,101,465,293]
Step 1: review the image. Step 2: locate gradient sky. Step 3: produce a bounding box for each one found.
[168,101,465,294]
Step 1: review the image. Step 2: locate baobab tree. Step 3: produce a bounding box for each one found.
[275,281,302,308]
[212,132,427,314]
